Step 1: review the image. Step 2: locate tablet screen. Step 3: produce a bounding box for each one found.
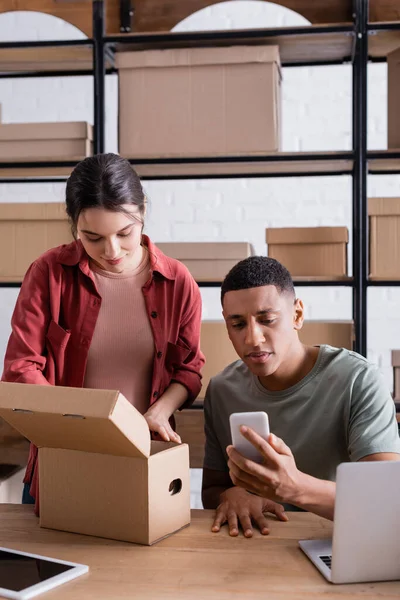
[0,549,74,592]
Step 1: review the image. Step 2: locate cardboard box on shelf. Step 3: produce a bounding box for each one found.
[0,202,72,282]
[391,350,400,400]
[299,321,354,351]
[199,321,238,398]
[116,45,281,158]
[266,227,349,278]
[387,47,400,149]
[0,383,190,546]
[199,319,354,398]
[0,121,93,161]
[157,242,254,281]
[369,197,400,280]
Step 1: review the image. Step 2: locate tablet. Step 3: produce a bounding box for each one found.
[0,546,88,600]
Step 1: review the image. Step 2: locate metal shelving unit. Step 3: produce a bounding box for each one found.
[1,0,400,358]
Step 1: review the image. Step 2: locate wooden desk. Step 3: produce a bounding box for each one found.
[0,505,399,599]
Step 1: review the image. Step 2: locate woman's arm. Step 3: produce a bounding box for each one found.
[168,271,205,404]
[144,268,205,442]
[144,382,187,443]
[2,261,51,385]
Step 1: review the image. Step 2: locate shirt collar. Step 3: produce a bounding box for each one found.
[57,235,175,280]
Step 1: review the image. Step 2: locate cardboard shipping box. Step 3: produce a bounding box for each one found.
[116,45,281,158]
[369,197,400,279]
[392,350,400,400]
[200,321,237,397]
[0,202,72,282]
[0,383,190,545]
[157,242,254,281]
[0,121,93,161]
[299,321,354,351]
[199,319,354,397]
[266,227,349,278]
[387,47,400,149]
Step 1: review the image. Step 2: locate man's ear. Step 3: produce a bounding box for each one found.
[293,298,305,331]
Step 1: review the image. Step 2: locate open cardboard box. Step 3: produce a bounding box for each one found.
[0,383,190,545]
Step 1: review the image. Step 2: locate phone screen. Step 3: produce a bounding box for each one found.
[0,550,74,592]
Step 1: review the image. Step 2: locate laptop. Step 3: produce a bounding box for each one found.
[299,461,400,584]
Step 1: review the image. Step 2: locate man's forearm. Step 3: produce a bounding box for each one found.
[202,485,233,509]
[291,472,336,520]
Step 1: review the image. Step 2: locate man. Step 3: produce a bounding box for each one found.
[202,256,400,537]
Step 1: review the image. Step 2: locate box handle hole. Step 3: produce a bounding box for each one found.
[169,479,182,496]
[62,414,85,419]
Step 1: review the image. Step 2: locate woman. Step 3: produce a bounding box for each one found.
[2,153,204,507]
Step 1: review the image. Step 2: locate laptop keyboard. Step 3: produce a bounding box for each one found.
[320,555,332,569]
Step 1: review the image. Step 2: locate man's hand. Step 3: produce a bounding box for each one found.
[211,486,288,538]
[144,403,181,443]
[227,427,302,505]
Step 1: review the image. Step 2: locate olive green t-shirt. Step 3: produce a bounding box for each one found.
[204,345,400,482]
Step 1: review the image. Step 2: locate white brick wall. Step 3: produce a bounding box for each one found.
[0,3,399,507]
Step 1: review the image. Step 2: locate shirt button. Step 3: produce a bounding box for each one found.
[157,351,163,359]
[151,311,158,319]
[153,391,159,398]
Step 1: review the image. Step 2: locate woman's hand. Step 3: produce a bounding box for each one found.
[143,402,182,443]
[144,382,188,443]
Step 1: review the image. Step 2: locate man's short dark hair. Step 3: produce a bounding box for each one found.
[221,256,295,304]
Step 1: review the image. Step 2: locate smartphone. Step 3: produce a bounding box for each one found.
[229,411,270,464]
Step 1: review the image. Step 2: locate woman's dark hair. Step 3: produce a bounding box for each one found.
[65,153,146,237]
[221,256,295,304]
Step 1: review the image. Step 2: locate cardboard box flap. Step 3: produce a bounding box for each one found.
[156,242,254,260]
[0,383,151,459]
[0,202,67,221]
[0,122,93,142]
[368,197,400,216]
[266,226,349,245]
[116,45,280,70]
[392,350,400,367]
